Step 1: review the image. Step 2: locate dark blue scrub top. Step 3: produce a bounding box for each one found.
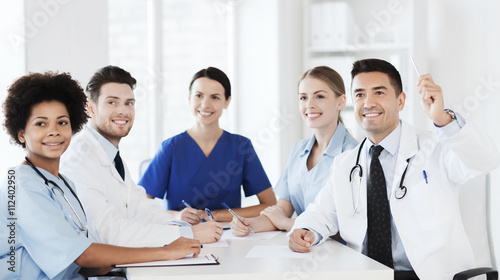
[138,131,272,211]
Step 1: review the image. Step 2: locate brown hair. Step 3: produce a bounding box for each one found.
[86,65,137,103]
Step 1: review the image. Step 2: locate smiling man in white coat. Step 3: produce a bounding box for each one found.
[61,65,223,248]
[288,58,500,280]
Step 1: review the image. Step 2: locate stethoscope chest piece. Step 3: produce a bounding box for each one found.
[395,186,407,199]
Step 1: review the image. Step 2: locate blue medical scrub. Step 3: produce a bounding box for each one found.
[139,131,272,211]
[274,122,357,215]
[0,165,91,280]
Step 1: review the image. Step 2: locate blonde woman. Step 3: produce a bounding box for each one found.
[231,66,357,235]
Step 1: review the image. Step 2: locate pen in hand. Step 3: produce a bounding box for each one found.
[205,208,214,221]
[182,200,206,222]
[221,202,254,234]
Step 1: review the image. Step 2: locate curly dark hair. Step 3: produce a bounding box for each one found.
[2,71,88,148]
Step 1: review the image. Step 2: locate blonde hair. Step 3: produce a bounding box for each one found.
[299,66,346,124]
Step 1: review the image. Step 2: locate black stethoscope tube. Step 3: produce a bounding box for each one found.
[349,138,409,200]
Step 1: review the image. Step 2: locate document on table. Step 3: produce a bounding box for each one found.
[221,230,281,240]
[116,254,219,267]
[203,239,229,247]
[245,246,314,258]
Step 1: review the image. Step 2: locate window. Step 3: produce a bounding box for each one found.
[0,2,25,173]
[108,0,230,182]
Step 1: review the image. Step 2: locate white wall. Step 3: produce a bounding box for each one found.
[25,0,108,83]
[232,0,303,187]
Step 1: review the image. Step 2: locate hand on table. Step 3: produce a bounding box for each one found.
[162,237,201,260]
[192,220,223,243]
[288,228,314,253]
[260,205,293,231]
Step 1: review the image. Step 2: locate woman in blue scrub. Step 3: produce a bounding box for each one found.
[139,67,276,223]
[231,66,357,236]
[0,72,201,280]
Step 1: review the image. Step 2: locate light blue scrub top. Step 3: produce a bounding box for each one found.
[274,122,357,215]
[0,165,91,280]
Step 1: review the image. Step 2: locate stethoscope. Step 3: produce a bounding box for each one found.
[25,157,88,233]
[349,138,411,214]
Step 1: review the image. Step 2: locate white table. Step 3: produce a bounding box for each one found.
[125,232,393,280]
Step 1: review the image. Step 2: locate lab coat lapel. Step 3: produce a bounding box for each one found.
[389,121,418,200]
[82,127,124,183]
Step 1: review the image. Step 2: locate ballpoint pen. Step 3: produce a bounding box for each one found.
[221,202,254,234]
[411,56,421,77]
[182,200,206,222]
[423,170,428,184]
[205,208,214,221]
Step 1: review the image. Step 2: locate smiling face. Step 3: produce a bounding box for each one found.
[189,77,231,127]
[352,71,405,144]
[298,77,346,131]
[18,101,72,166]
[88,82,135,147]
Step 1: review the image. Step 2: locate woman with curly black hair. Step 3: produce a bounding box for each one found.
[0,72,201,280]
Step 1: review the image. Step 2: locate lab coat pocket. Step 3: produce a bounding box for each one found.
[408,179,441,231]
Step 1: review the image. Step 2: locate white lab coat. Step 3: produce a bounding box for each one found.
[60,126,183,247]
[292,121,500,280]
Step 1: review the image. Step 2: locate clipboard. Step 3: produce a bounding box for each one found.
[116,254,219,268]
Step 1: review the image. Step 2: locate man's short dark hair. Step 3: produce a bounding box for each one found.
[86,65,137,103]
[351,58,403,95]
[3,72,88,148]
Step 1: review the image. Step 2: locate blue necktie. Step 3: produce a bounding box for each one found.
[114,151,125,181]
[367,145,393,268]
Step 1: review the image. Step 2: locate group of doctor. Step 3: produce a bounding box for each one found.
[1,57,499,280]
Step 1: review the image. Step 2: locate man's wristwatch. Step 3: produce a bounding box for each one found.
[444,109,457,121]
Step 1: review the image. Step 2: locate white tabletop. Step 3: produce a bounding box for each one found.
[125,231,393,280]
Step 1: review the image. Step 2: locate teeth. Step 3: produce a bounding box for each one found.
[45,143,60,146]
[308,113,320,118]
[114,120,126,124]
[365,113,379,117]
[199,112,212,116]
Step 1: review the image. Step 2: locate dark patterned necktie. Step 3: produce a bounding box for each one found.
[367,145,393,268]
[114,151,125,180]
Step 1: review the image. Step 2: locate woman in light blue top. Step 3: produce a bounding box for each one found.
[231,66,357,235]
[0,72,201,280]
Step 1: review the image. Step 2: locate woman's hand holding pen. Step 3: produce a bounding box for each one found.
[192,221,224,243]
[230,216,253,237]
[177,207,206,225]
[162,237,201,260]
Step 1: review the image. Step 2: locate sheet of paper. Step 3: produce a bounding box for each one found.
[117,254,218,267]
[203,239,229,247]
[221,230,281,240]
[245,245,314,258]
